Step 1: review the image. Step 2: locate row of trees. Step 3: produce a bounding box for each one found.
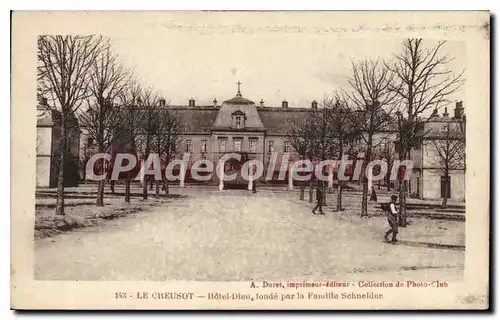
[286,38,465,222]
[38,35,182,216]
[38,36,465,219]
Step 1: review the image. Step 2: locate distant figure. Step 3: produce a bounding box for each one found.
[110,180,115,194]
[384,195,399,243]
[252,182,257,193]
[370,186,378,202]
[312,185,324,215]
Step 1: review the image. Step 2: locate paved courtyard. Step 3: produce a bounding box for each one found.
[35,190,464,281]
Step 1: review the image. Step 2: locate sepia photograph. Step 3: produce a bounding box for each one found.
[10,11,490,310]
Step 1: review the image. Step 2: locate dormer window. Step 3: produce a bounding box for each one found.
[231,110,246,129]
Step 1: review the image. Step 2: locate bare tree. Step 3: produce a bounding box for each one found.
[285,116,315,200]
[326,97,358,212]
[308,102,339,205]
[376,138,397,191]
[79,41,130,206]
[151,104,182,198]
[37,35,104,215]
[117,81,144,203]
[343,59,398,217]
[426,121,466,207]
[136,88,161,200]
[386,38,465,226]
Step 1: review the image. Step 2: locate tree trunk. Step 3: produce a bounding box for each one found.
[96,156,105,207]
[336,183,343,211]
[155,180,160,199]
[164,178,170,196]
[441,171,449,208]
[125,176,131,203]
[55,122,67,216]
[322,182,327,206]
[398,180,407,227]
[300,185,305,200]
[97,179,105,207]
[361,181,368,217]
[143,178,148,200]
[361,140,373,217]
[397,150,409,227]
[308,180,313,203]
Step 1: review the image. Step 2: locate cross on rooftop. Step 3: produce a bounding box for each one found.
[236,81,242,97]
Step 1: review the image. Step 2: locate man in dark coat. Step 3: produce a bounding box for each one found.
[384,195,399,243]
[312,184,324,215]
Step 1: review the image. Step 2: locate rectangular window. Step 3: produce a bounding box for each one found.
[249,139,257,153]
[186,139,192,152]
[234,139,242,152]
[284,141,290,152]
[235,116,242,129]
[218,139,227,153]
[87,137,94,146]
[201,140,207,152]
[268,140,274,152]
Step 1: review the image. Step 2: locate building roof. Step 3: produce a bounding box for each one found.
[37,104,80,128]
[258,107,312,135]
[169,102,312,135]
[170,106,220,133]
[223,96,255,105]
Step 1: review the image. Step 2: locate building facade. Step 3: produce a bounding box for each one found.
[36,99,81,187]
[79,87,315,184]
[409,102,466,201]
[72,86,466,201]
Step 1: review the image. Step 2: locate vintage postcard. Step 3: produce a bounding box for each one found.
[11,11,490,310]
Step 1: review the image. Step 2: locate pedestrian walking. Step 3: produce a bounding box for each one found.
[312,184,324,215]
[384,195,399,243]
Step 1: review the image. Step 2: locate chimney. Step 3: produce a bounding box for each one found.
[454,101,464,119]
[431,108,438,118]
[260,99,264,107]
[442,107,449,118]
[213,98,217,107]
[282,100,288,108]
[159,99,166,107]
[311,100,318,109]
[188,98,195,107]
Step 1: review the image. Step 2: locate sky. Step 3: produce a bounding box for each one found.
[110,22,466,109]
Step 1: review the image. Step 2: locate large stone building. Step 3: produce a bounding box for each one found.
[171,86,312,168]
[73,85,466,202]
[80,85,315,184]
